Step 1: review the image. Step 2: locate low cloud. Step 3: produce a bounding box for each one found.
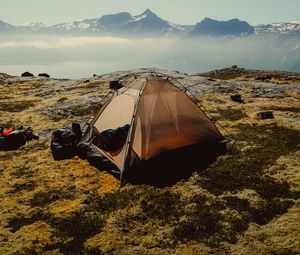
[0,36,130,49]
[0,35,299,78]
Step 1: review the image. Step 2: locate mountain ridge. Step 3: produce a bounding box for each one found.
[0,9,300,37]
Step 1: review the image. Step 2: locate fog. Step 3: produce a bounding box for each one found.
[0,34,299,78]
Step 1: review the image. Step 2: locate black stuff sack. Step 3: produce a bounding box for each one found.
[51,123,82,160]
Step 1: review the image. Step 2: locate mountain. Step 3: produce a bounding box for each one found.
[48,19,98,34]
[95,9,186,36]
[190,17,254,37]
[0,10,299,38]
[0,20,15,32]
[255,21,300,36]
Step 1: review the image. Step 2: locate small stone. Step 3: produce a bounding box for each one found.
[257,111,274,119]
[255,73,271,81]
[230,94,243,103]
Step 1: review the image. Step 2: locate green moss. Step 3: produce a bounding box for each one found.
[11,165,35,178]
[140,189,181,221]
[0,95,13,100]
[10,181,36,193]
[52,209,106,255]
[0,99,40,112]
[173,195,224,243]
[57,97,68,103]
[198,124,300,197]
[30,188,76,207]
[218,107,248,121]
[268,106,300,113]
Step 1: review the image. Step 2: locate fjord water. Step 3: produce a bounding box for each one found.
[0,34,299,78]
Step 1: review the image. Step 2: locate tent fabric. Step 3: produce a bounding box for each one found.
[87,76,226,184]
[131,78,223,160]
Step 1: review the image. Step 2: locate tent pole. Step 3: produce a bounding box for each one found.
[120,76,149,185]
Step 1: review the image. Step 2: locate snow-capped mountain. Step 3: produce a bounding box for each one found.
[0,10,299,38]
[94,9,189,36]
[0,9,192,36]
[48,18,98,34]
[255,21,300,36]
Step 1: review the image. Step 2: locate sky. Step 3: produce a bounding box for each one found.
[0,0,300,26]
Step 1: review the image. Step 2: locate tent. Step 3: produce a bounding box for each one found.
[80,75,227,185]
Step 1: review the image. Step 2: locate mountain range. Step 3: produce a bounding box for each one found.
[0,9,299,37]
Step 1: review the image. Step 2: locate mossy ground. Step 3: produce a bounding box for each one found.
[0,74,299,255]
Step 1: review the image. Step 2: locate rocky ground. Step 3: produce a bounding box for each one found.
[0,67,299,255]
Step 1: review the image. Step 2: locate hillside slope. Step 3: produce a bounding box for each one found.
[0,68,299,255]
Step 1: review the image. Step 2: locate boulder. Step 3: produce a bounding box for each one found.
[230,94,243,103]
[38,73,50,78]
[257,111,274,119]
[21,72,34,77]
[255,73,272,81]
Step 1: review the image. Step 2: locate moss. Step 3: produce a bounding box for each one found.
[0,99,40,112]
[218,107,248,121]
[0,95,13,100]
[57,97,69,103]
[173,195,223,242]
[83,187,139,213]
[170,124,300,245]
[198,124,300,197]
[140,189,182,221]
[268,106,300,113]
[30,188,76,207]
[52,209,106,255]
[7,210,47,233]
[10,181,36,193]
[11,165,35,178]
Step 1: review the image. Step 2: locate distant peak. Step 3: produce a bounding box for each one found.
[202,17,241,23]
[203,17,214,21]
[142,8,155,16]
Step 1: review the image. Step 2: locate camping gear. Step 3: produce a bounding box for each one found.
[0,127,39,151]
[51,122,82,160]
[1,127,14,136]
[78,74,227,185]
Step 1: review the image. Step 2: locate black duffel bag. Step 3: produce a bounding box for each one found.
[51,122,82,160]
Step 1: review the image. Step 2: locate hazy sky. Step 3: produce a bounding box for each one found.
[0,0,299,26]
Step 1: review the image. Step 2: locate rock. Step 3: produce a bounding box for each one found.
[252,88,286,98]
[40,96,105,121]
[257,111,274,119]
[231,65,238,69]
[21,72,34,77]
[38,73,50,78]
[255,73,271,81]
[109,80,123,90]
[230,94,244,103]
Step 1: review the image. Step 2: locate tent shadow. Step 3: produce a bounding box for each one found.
[124,143,227,187]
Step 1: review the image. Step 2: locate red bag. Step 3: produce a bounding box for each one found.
[2,127,14,136]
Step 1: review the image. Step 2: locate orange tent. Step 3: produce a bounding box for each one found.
[85,75,226,184]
